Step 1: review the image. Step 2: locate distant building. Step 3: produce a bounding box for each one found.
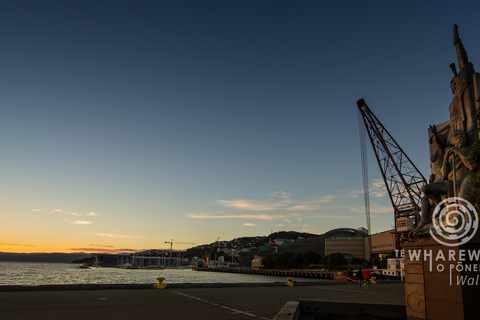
[273,239,295,246]
[323,228,369,259]
[251,255,263,268]
[370,229,396,257]
[216,227,397,268]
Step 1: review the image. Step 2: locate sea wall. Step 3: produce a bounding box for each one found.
[194,267,335,279]
[0,281,327,292]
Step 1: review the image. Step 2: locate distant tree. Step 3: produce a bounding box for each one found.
[261,253,278,269]
[351,257,368,266]
[321,252,346,270]
[275,252,294,268]
[288,253,304,268]
[301,251,321,267]
[261,251,322,269]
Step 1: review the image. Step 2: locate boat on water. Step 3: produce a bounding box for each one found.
[120,263,139,269]
[118,263,165,270]
[145,265,165,270]
[77,263,92,269]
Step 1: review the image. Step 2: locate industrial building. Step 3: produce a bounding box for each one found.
[244,227,397,268]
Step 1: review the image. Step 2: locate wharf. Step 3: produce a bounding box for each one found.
[194,267,335,279]
[0,282,405,320]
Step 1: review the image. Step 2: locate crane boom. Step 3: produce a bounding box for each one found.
[165,239,195,258]
[206,237,220,266]
[357,99,427,245]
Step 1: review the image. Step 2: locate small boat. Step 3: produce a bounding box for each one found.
[145,265,165,270]
[77,263,91,269]
[120,263,140,269]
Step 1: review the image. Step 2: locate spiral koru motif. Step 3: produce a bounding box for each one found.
[430,197,479,247]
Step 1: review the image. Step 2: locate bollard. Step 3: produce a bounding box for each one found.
[153,277,167,289]
[370,276,376,284]
[286,277,294,287]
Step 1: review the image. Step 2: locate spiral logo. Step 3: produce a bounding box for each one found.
[430,197,479,247]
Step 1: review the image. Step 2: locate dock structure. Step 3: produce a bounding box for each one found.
[193,267,335,280]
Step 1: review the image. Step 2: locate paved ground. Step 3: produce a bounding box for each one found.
[0,283,406,320]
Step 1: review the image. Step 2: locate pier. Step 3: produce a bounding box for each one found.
[193,267,335,280]
[0,282,405,320]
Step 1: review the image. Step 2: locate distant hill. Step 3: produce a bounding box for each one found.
[0,252,91,263]
[184,231,321,259]
[268,231,320,240]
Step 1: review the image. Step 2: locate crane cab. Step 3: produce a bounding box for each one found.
[396,217,415,232]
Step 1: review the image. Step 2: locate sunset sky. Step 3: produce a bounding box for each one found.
[1,1,480,253]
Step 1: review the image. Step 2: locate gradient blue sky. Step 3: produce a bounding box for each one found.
[1,1,479,253]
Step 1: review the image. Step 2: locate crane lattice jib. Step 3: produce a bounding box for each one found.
[357,99,426,223]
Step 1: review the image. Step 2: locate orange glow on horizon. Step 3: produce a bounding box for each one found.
[0,243,182,254]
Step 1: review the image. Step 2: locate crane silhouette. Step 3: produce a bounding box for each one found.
[165,239,195,258]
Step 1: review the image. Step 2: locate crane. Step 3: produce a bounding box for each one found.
[205,237,220,266]
[165,239,195,258]
[357,98,427,246]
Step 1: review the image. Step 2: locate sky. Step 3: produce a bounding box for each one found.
[1,0,480,254]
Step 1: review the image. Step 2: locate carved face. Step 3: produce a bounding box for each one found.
[451,131,467,148]
[450,78,457,95]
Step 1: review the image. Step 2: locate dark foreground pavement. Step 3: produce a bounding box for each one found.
[0,283,405,320]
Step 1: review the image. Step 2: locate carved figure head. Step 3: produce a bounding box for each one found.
[450,131,468,148]
[450,77,457,95]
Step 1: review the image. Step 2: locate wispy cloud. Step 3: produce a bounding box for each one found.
[31,209,42,212]
[70,221,93,225]
[371,179,388,197]
[205,190,383,226]
[95,233,144,239]
[187,213,298,220]
[287,204,325,211]
[243,223,257,227]
[51,209,81,216]
[286,195,336,211]
[88,243,114,248]
[188,212,299,220]
[271,191,291,198]
[215,193,346,214]
[45,209,100,217]
[349,203,392,214]
[339,189,364,199]
[313,215,354,219]
[216,199,290,211]
[68,247,140,254]
[341,179,387,199]
[370,204,392,213]
[0,243,36,247]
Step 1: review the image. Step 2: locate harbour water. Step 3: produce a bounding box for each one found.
[0,262,325,286]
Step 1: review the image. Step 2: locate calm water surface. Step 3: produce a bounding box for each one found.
[0,262,325,286]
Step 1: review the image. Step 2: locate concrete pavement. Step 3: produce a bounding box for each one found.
[0,283,406,320]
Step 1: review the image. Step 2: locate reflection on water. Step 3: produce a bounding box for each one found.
[0,262,326,286]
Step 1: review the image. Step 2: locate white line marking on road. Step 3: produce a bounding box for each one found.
[172,291,271,320]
